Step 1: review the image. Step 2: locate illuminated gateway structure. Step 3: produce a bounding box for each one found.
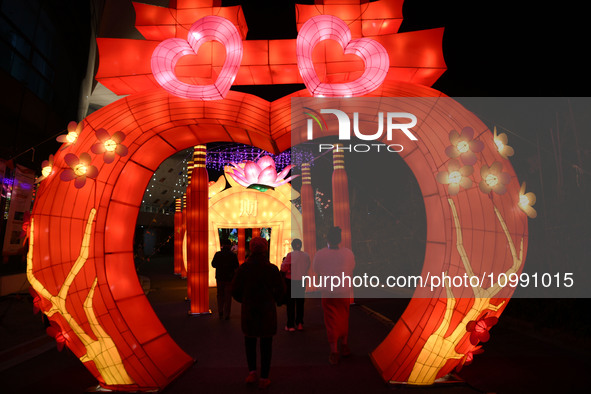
[28,0,533,391]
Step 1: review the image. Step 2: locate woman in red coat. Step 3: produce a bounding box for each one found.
[232,237,285,389]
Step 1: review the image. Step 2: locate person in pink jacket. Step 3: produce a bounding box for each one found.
[313,227,356,365]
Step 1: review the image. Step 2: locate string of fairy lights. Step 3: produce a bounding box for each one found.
[136,144,318,262]
[204,145,315,171]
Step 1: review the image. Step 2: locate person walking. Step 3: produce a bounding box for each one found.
[211,238,239,320]
[280,238,310,331]
[313,227,356,365]
[232,237,285,389]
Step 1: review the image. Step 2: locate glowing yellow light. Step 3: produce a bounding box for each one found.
[485,174,498,187]
[74,164,88,176]
[42,165,52,177]
[456,141,469,153]
[104,139,117,152]
[408,199,520,385]
[27,210,135,385]
[493,127,514,159]
[448,171,462,185]
[494,139,504,152]
[66,132,78,144]
[206,168,303,286]
[208,175,226,199]
[518,182,537,218]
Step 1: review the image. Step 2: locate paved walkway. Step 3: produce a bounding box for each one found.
[1,257,589,393]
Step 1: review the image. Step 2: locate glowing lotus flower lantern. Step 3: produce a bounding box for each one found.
[228,156,297,192]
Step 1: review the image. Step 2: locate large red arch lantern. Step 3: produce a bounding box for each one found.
[28,0,530,391]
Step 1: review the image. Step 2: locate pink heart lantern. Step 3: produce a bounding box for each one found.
[296,15,389,97]
[151,16,243,100]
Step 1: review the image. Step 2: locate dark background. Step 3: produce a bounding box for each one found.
[224,0,589,97]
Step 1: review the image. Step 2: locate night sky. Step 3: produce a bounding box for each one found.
[222,0,590,97]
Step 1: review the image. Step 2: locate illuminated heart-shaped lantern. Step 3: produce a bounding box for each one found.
[296,15,389,97]
[151,15,243,100]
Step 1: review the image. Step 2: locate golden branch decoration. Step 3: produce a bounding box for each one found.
[408,199,524,384]
[27,209,135,386]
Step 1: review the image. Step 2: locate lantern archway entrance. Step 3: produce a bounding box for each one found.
[29,80,528,391]
[206,175,303,286]
[180,167,304,287]
[28,89,297,391]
